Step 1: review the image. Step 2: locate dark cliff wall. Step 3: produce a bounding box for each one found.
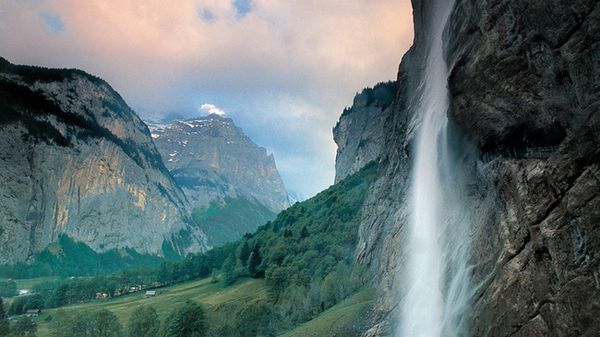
[447,1,600,336]
[334,0,600,336]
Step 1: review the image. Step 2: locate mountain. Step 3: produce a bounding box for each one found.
[146,115,289,245]
[0,58,208,264]
[333,81,396,182]
[334,0,600,336]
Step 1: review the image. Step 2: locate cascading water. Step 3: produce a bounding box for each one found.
[399,0,472,336]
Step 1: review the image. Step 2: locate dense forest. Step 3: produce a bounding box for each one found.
[0,162,378,337]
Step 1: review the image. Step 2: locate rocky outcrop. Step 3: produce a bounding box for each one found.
[333,0,600,336]
[333,82,396,182]
[147,115,289,213]
[146,115,288,245]
[0,58,208,264]
[447,1,600,336]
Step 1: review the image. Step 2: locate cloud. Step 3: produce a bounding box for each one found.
[0,0,414,197]
[199,103,225,116]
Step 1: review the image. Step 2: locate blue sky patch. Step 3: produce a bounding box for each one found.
[232,0,252,17]
[198,8,215,22]
[40,12,65,33]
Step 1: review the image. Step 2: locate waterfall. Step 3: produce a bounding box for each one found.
[399,1,472,336]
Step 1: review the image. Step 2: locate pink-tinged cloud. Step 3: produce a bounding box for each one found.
[0,0,414,197]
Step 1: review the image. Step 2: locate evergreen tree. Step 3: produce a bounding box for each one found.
[0,297,9,337]
[0,281,17,298]
[163,301,206,337]
[247,245,263,278]
[88,310,123,337]
[221,256,237,285]
[51,310,123,337]
[157,263,172,286]
[299,226,309,240]
[9,317,36,337]
[238,241,251,266]
[283,229,293,238]
[128,306,160,337]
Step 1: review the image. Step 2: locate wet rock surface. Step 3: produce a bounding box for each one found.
[334,0,600,335]
[448,0,600,336]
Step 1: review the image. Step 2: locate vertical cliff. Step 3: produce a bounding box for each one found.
[446,1,600,336]
[334,0,600,336]
[147,115,289,245]
[0,58,208,264]
[333,81,397,182]
[147,115,289,212]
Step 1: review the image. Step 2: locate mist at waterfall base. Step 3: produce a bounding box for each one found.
[398,1,474,336]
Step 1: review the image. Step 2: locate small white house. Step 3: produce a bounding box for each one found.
[26,309,41,317]
[144,290,157,298]
[18,289,30,296]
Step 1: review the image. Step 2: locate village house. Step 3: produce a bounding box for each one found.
[26,309,41,317]
[144,290,157,298]
[95,292,109,299]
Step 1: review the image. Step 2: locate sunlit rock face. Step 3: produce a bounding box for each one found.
[147,115,289,213]
[334,0,600,336]
[0,58,208,264]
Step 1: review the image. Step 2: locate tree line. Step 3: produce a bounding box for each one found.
[2,162,379,336]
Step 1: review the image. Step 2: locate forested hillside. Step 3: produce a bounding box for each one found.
[0,162,379,337]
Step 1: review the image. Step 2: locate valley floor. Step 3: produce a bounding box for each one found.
[17,276,373,337]
[33,277,267,337]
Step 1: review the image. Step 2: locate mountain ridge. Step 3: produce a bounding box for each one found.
[146,113,289,245]
[0,57,209,264]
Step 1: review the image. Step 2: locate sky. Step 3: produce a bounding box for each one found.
[0,0,414,198]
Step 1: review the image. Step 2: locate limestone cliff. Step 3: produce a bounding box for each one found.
[146,115,289,245]
[333,81,396,182]
[147,115,288,212]
[0,58,208,264]
[334,0,600,336]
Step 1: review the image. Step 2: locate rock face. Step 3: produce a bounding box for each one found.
[333,82,396,182]
[334,0,600,336]
[447,1,600,336]
[147,115,288,244]
[147,115,289,212]
[0,58,208,264]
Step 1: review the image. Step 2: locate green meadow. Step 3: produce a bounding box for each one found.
[33,277,267,337]
[14,275,373,337]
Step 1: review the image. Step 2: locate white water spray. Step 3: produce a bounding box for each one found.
[399,1,472,336]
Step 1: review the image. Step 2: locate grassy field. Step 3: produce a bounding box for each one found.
[32,277,268,337]
[10,276,373,337]
[1,276,63,307]
[281,288,375,337]
[12,276,62,290]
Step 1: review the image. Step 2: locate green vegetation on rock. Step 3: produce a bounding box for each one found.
[192,197,275,246]
[0,297,9,337]
[0,236,164,279]
[7,162,379,337]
